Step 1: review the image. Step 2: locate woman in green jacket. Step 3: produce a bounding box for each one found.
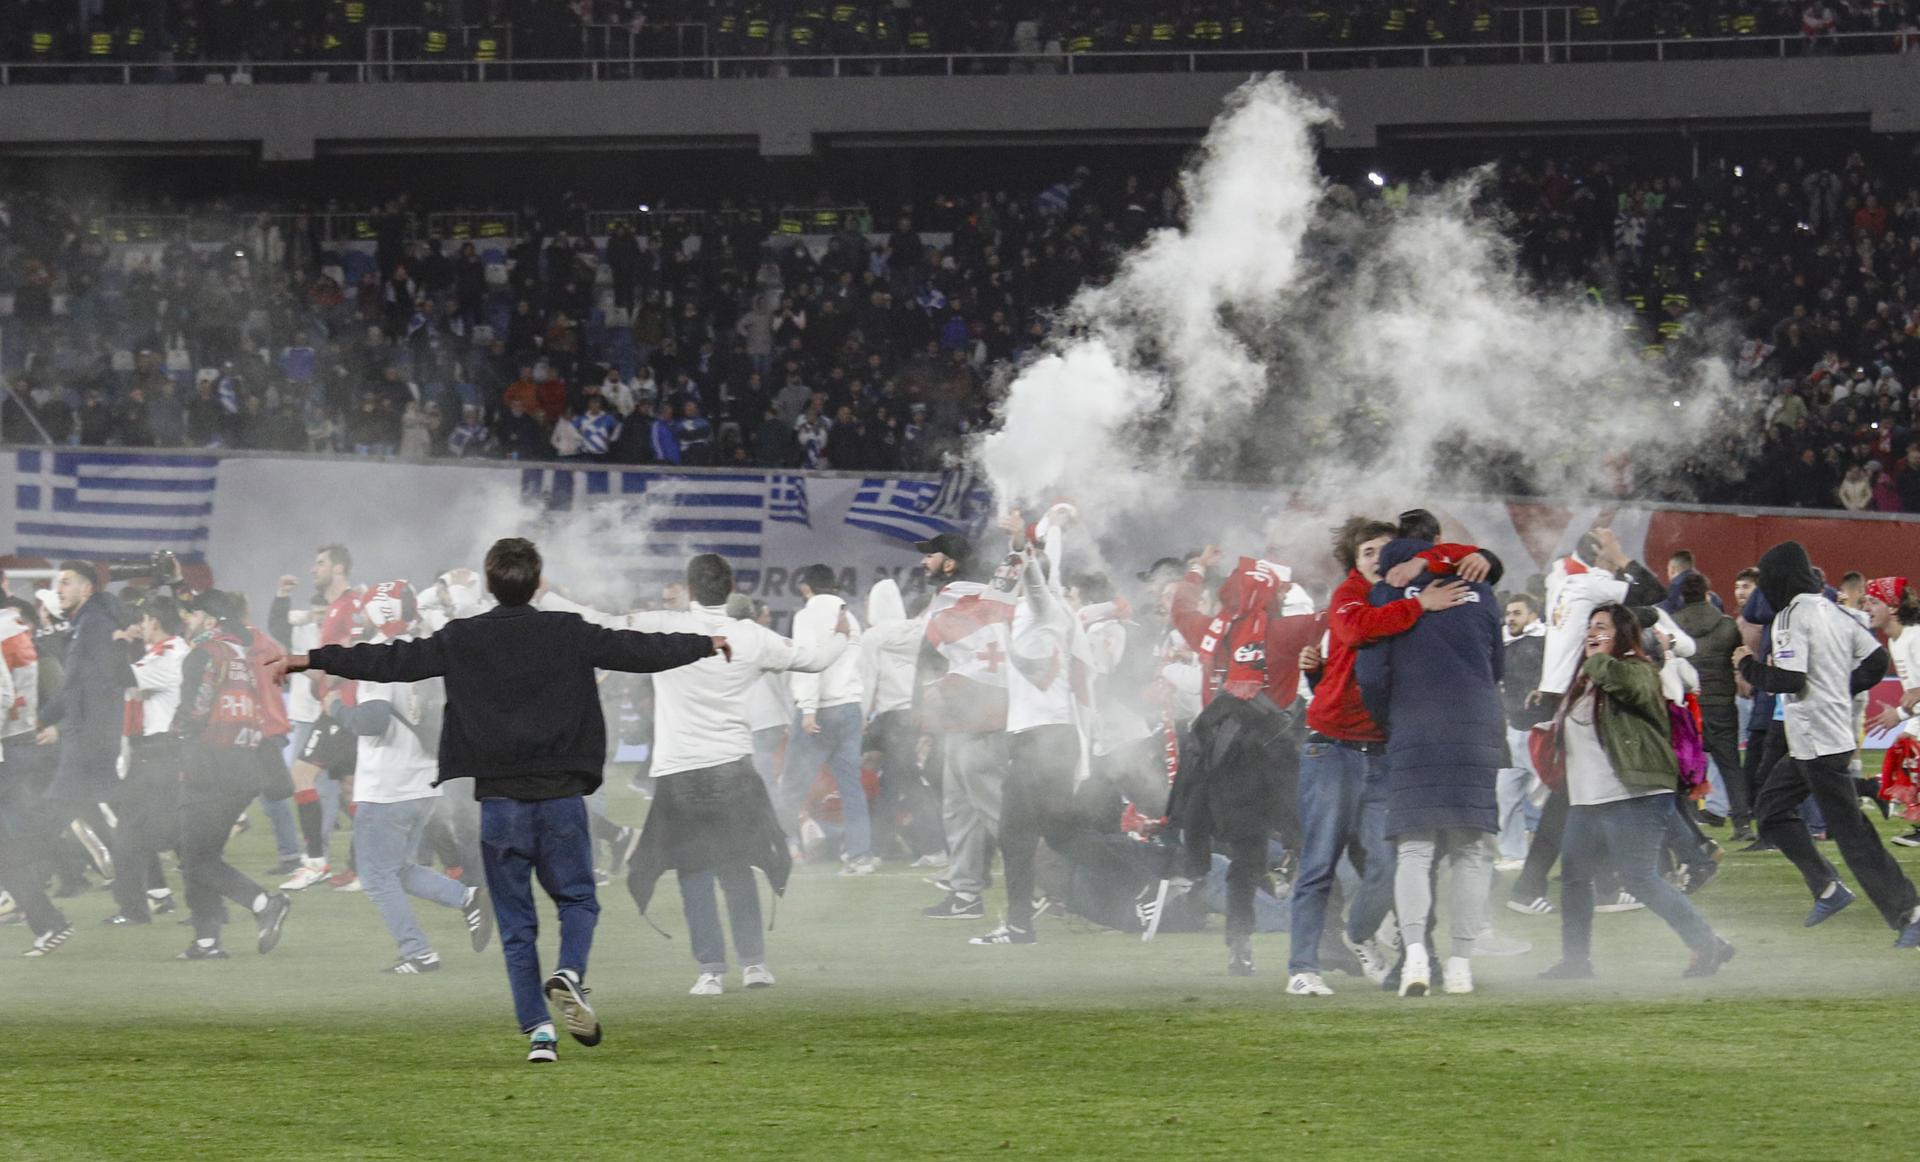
[1539,604,1735,980]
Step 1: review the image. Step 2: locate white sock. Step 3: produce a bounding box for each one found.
[530,1022,556,1041]
[195,937,217,949]
[147,888,171,900]
[250,893,270,913]
[1820,882,1841,900]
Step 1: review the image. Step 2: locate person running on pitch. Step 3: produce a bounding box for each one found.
[270,538,725,1063]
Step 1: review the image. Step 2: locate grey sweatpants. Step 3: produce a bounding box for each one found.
[1394,828,1495,959]
[942,731,1009,897]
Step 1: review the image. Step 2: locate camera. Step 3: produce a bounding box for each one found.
[106,550,184,586]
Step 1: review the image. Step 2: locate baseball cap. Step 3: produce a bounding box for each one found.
[913,533,973,561]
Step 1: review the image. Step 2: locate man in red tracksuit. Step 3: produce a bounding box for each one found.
[1285,517,1493,996]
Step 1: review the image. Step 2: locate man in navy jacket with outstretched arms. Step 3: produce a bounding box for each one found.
[270,537,727,1064]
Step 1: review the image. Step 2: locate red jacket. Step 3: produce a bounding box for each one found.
[1168,567,1322,709]
[1305,543,1484,743]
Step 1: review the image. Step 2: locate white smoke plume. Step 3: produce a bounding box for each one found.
[975,75,1751,559]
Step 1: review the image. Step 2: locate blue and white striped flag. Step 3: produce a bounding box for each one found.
[767,474,809,527]
[519,468,780,586]
[11,449,218,561]
[844,468,991,546]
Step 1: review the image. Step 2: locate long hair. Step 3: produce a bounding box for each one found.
[1559,602,1655,734]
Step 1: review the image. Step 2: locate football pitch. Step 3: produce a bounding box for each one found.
[4,773,1919,1162]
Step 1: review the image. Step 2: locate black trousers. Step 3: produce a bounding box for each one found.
[0,775,66,936]
[1756,749,1920,929]
[1001,725,1082,931]
[1700,701,1750,827]
[869,709,942,860]
[109,743,183,920]
[178,749,269,942]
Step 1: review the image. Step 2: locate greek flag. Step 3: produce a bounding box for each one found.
[767,474,809,527]
[519,468,781,586]
[11,449,218,561]
[844,467,991,545]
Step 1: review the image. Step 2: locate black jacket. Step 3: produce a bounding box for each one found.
[41,591,132,799]
[1501,628,1549,729]
[307,605,714,797]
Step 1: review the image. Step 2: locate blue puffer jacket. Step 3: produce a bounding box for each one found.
[1356,539,1504,839]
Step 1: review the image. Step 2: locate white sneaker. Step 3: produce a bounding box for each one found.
[1341,933,1390,985]
[689,972,724,996]
[909,853,950,869]
[1286,971,1335,997]
[1443,956,1475,994]
[332,874,364,893]
[838,856,880,877]
[742,963,776,989]
[1399,943,1431,997]
[279,858,329,892]
[0,891,16,919]
[1595,891,1645,913]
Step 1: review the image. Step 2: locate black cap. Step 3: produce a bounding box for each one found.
[182,589,238,623]
[913,532,973,561]
[1135,556,1185,584]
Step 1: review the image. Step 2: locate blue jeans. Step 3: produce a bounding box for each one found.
[779,703,870,860]
[356,797,467,961]
[1560,793,1716,963]
[479,795,599,1033]
[1289,739,1395,974]
[677,865,765,973]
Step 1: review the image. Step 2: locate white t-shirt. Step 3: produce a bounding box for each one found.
[128,637,190,735]
[352,668,442,804]
[1563,689,1673,807]
[1885,626,1920,739]
[1541,567,1630,695]
[1773,592,1881,760]
[538,594,845,777]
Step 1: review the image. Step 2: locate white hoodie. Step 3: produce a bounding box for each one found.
[861,579,918,719]
[788,592,864,714]
[538,592,846,777]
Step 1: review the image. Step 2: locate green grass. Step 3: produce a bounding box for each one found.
[5,771,1920,1161]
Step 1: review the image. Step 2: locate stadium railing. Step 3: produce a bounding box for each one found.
[0,31,1908,85]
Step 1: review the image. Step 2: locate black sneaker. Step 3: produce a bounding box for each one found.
[1538,959,1595,980]
[1729,826,1757,844]
[266,858,303,877]
[1683,937,1736,978]
[544,969,602,1047]
[968,924,1035,945]
[23,924,74,958]
[461,885,494,953]
[1696,810,1727,828]
[1892,828,1920,849]
[921,892,984,920]
[255,893,292,954]
[1738,838,1777,853]
[177,941,230,961]
[387,955,442,974]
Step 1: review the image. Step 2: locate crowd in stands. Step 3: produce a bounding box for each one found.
[4,1,1918,70]
[2,139,1920,511]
